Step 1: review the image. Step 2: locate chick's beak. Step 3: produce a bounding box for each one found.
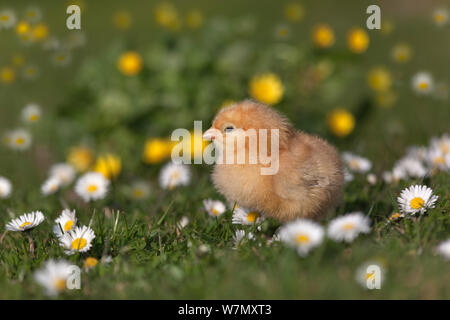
[203,128,216,141]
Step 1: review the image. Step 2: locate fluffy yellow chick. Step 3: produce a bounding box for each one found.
[203,100,344,222]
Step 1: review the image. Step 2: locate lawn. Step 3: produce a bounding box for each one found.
[0,0,449,299]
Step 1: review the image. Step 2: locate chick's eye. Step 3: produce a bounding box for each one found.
[224,126,235,133]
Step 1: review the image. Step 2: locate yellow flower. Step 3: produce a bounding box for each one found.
[391,43,411,63]
[312,24,335,49]
[67,146,94,172]
[94,154,122,180]
[284,3,304,22]
[83,257,99,270]
[367,67,392,93]
[113,11,132,30]
[375,91,397,108]
[154,2,181,31]
[117,51,142,76]
[12,54,25,67]
[249,73,284,105]
[1,67,16,84]
[15,21,30,35]
[31,23,49,41]
[143,138,172,164]
[347,27,369,54]
[185,10,203,29]
[183,131,208,161]
[327,108,355,138]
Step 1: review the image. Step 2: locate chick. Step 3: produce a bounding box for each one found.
[203,100,344,222]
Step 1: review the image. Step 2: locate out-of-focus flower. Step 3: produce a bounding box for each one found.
[15,20,30,35]
[1,66,16,84]
[24,6,42,23]
[31,23,49,41]
[327,108,355,138]
[53,209,77,237]
[342,152,372,173]
[113,10,132,30]
[84,257,99,270]
[0,9,17,29]
[6,129,32,151]
[41,176,61,196]
[129,180,151,200]
[49,163,76,186]
[388,212,404,223]
[203,199,226,217]
[185,10,203,29]
[117,51,142,76]
[274,24,291,40]
[74,172,110,202]
[180,131,208,162]
[279,219,324,257]
[22,65,39,80]
[327,212,371,243]
[6,211,45,232]
[391,43,412,63]
[21,104,41,123]
[154,2,181,31]
[381,19,394,35]
[67,146,94,172]
[367,173,377,185]
[436,239,450,260]
[284,2,304,22]
[312,24,335,49]
[375,90,397,108]
[249,73,284,105]
[59,225,96,255]
[12,54,25,67]
[93,153,122,180]
[412,72,433,95]
[52,51,72,66]
[347,27,369,54]
[0,176,12,199]
[177,216,189,229]
[433,8,448,26]
[367,67,392,93]
[143,138,172,164]
[34,259,73,296]
[158,162,191,190]
[397,185,438,216]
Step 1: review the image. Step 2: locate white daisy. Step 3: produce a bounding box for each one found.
[49,163,76,186]
[24,6,42,23]
[232,207,263,225]
[0,176,12,199]
[366,173,377,185]
[129,180,151,200]
[278,219,324,257]
[327,212,371,243]
[5,211,45,232]
[41,176,61,196]
[74,172,109,202]
[429,134,450,155]
[426,146,448,171]
[159,162,191,190]
[59,225,95,255]
[203,199,226,217]
[406,146,428,162]
[394,157,428,178]
[397,185,438,215]
[6,128,32,151]
[53,209,77,237]
[436,239,450,260]
[34,259,73,296]
[177,216,189,229]
[52,51,72,67]
[343,168,354,182]
[433,8,448,26]
[342,152,372,173]
[232,229,255,248]
[22,65,39,80]
[412,72,434,94]
[0,9,17,29]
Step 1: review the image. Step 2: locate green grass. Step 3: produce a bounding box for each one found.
[0,0,449,299]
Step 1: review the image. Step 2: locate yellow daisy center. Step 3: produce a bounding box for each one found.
[87,184,98,193]
[246,212,259,223]
[410,197,424,209]
[20,221,32,228]
[342,223,355,230]
[212,208,219,216]
[132,189,144,198]
[434,14,444,23]
[295,234,310,244]
[84,257,99,269]
[72,237,87,250]
[54,278,66,291]
[349,159,360,170]
[29,114,39,121]
[15,137,25,145]
[1,15,9,22]
[418,82,428,89]
[433,156,445,165]
[64,220,74,231]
